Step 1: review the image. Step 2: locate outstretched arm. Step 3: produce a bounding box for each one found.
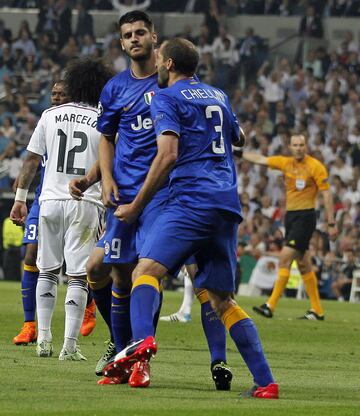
[242,151,269,166]
[10,151,42,225]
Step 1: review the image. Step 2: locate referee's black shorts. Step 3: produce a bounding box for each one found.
[284,209,316,253]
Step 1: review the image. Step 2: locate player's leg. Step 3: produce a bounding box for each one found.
[13,202,40,345]
[204,212,278,398]
[297,251,324,320]
[59,200,102,361]
[13,243,38,345]
[253,211,298,317]
[80,286,97,337]
[160,266,194,323]
[87,243,112,334]
[35,200,65,357]
[208,290,278,399]
[59,274,88,361]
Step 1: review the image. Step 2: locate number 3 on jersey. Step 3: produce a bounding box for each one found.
[206,105,225,155]
[56,129,88,175]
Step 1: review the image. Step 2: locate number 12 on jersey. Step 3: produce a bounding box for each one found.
[56,129,88,175]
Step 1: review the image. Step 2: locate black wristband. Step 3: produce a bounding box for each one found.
[328,223,335,227]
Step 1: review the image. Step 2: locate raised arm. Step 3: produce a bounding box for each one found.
[10,151,42,225]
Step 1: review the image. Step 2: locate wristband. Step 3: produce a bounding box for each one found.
[15,188,28,202]
[328,223,335,227]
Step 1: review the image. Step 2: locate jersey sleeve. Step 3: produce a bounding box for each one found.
[150,92,180,138]
[26,114,46,156]
[313,160,330,191]
[267,156,287,171]
[97,79,121,135]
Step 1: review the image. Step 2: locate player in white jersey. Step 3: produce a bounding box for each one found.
[10,57,113,361]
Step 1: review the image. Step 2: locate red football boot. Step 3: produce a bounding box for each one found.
[128,360,151,388]
[103,336,157,378]
[251,383,279,399]
[97,374,129,385]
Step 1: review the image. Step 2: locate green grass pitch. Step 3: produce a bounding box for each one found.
[1,281,359,416]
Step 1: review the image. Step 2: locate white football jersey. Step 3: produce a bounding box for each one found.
[27,102,102,207]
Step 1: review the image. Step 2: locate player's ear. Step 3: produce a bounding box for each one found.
[152,31,158,47]
[120,39,125,51]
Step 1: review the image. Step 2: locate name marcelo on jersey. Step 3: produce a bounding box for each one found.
[55,113,97,127]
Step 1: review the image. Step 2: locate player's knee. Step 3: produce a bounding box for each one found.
[87,259,111,290]
[132,259,166,282]
[208,292,234,318]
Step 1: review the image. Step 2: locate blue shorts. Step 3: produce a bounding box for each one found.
[103,196,167,264]
[139,199,240,293]
[23,199,40,244]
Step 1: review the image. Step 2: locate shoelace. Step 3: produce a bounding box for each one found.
[103,340,116,359]
[21,323,35,335]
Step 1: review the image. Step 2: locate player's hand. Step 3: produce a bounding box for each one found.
[69,177,89,200]
[328,224,338,241]
[114,203,140,224]
[102,177,119,208]
[10,201,28,226]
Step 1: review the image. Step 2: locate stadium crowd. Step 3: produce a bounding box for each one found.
[0,0,359,300]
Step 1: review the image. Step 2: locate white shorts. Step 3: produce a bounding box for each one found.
[37,199,103,276]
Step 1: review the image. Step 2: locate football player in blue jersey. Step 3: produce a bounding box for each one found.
[12,81,97,346]
[107,38,279,398]
[93,11,232,388]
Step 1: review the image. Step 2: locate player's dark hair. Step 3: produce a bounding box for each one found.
[64,57,114,107]
[162,38,199,76]
[118,10,154,35]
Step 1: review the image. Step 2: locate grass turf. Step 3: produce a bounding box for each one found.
[1,281,359,416]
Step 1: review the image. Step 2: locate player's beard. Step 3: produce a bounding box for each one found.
[129,41,153,62]
[158,65,169,88]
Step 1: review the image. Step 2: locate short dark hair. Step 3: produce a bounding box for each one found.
[162,38,199,76]
[118,10,153,34]
[64,57,114,107]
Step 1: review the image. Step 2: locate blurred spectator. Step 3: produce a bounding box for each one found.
[299,6,323,38]
[36,0,58,35]
[12,28,36,57]
[56,0,73,48]
[331,249,358,300]
[0,19,12,43]
[75,1,94,39]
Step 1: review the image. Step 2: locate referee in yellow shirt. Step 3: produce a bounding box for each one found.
[243,134,338,320]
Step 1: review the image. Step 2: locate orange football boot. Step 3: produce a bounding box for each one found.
[13,321,37,345]
[80,299,96,336]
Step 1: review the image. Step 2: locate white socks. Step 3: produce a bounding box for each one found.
[63,279,88,352]
[36,272,59,343]
[178,271,194,316]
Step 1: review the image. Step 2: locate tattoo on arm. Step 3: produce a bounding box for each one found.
[17,153,42,189]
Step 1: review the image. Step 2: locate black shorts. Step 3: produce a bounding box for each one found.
[284,209,316,253]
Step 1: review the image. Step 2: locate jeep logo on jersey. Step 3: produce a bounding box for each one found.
[131,115,153,131]
[144,91,155,105]
[97,101,103,117]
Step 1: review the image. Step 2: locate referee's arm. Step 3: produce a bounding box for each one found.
[320,188,338,239]
[242,152,269,166]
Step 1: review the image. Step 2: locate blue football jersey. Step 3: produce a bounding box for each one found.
[34,155,47,200]
[150,78,242,218]
[97,69,168,203]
